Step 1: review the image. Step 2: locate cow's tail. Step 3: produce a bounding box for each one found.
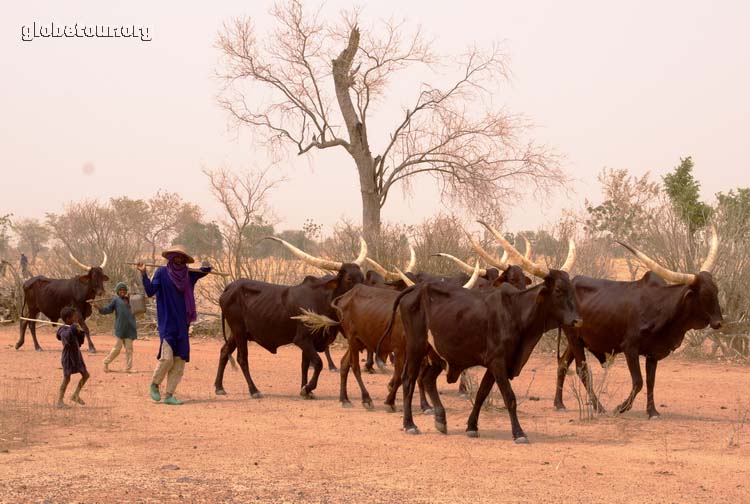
[221,312,238,371]
[375,284,418,369]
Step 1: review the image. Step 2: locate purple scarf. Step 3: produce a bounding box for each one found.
[165,253,197,324]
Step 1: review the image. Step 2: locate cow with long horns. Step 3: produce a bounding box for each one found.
[383,222,580,442]
[16,251,109,352]
[214,238,367,399]
[554,226,723,418]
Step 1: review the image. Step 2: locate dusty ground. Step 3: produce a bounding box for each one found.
[0,326,748,503]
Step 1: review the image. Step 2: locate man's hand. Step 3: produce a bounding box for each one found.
[201,260,212,269]
[136,262,146,273]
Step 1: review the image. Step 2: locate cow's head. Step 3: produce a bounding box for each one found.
[70,251,109,297]
[494,264,532,291]
[619,225,723,330]
[325,263,365,298]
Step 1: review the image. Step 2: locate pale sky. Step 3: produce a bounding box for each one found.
[2,1,748,235]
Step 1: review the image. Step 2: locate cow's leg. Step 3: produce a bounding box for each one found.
[16,318,29,350]
[401,351,422,434]
[214,335,237,395]
[645,356,660,419]
[295,332,323,398]
[348,340,373,409]
[384,349,403,412]
[339,347,353,407]
[324,346,338,372]
[553,346,575,411]
[79,320,96,353]
[458,371,469,398]
[235,337,262,398]
[491,366,528,443]
[466,369,495,438]
[417,360,433,414]
[421,360,447,434]
[570,343,605,413]
[616,350,643,415]
[364,349,375,373]
[29,319,42,351]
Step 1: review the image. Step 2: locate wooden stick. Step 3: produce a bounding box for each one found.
[124,262,229,277]
[20,317,70,327]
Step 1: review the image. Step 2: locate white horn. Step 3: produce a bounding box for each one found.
[68,252,91,272]
[617,241,695,285]
[266,236,342,271]
[435,253,488,277]
[699,225,719,273]
[478,221,549,278]
[404,244,417,273]
[462,259,481,289]
[465,231,508,270]
[393,266,415,287]
[560,239,576,273]
[366,257,401,281]
[99,251,108,269]
[352,237,368,266]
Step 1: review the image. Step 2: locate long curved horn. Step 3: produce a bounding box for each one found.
[434,253,488,277]
[560,239,576,273]
[393,266,415,287]
[99,251,108,269]
[462,259,481,289]
[478,221,549,278]
[521,235,533,261]
[366,258,401,281]
[352,237,368,266]
[404,244,417,273]
[616,241,695,285]
[699,225,719,273]
[465,231,508,270]
[266,236,342,271]
[68,252,91,272]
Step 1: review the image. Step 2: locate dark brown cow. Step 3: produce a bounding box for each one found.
[386,223,580,442]
[554,227,722,418]
[214,238,367,399]
[16,252,108,353]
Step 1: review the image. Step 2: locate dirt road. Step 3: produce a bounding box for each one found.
[1,327,748,503]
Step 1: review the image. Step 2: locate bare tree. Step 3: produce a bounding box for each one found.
[138,191,201,264]
[12,218,51,264]
[216,0,565,256]
[203,166,284,279]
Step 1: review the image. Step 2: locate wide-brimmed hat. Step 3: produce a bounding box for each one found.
[161,244,195,264]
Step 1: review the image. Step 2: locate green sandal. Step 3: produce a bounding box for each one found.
[163,396,183,405]
[149,384,161,402]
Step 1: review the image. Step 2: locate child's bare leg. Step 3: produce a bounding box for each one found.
[57,376,71,408]
[71,370,90,405]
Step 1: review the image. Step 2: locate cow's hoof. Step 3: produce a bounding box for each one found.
[553,403,566,411]
[458,393,470,400]
[215,389,227,396]
[405,427,420,435]
[341,401,353,408]
[434,421,447,434]
[88,348,97,354]
[422,407,434,416]
[35,347,44,352]
[328,367,339,373]
[364,367,375,374]
[466,430,479,438]
[648,413,661,420]
[362,401,374,411]
[385,404,397,413]
[300,388,315,399]
[251,392,263,399]
[514,436,530,445]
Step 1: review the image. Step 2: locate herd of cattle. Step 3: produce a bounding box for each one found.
[15,221,723,443]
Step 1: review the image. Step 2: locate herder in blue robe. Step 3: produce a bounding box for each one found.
[137,244,211,405]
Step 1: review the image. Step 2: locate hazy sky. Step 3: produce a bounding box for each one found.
[2,1,748,235]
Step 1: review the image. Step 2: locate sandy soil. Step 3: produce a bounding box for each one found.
[0,326,748,503]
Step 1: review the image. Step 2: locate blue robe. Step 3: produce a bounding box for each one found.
[141,266,210,362]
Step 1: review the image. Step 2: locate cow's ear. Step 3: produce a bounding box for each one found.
[524,276,532,286]
[682,288,696,303]
[78,275,90,285]
[103,275,110,281]
[324,278,339,290]
[492,276,504,288]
